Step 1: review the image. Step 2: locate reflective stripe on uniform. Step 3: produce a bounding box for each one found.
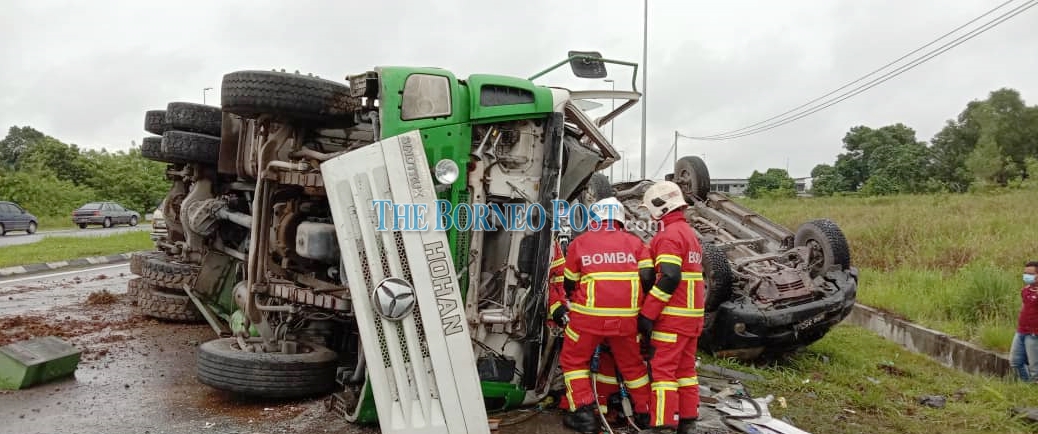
[564,326,580,342]
[657,272,705,317]
[661,306,705,317]
[651,330,678,343]
[638,259,653,268]
[549,301,562,317]
[625,374,650,389]
[564,369,591,411]
[564,268,581,280]
[550,276,565,283]
[655,254,682,266]
[594,373,618,385]
[649,286,672,303]
[651,381,679,426]
[551,257,566,268]
[569,303,640,317]
[677,376,699,387]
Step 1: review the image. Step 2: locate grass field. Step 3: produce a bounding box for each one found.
[0,231,152,268]
[706,324,1038,434]
[736,189,1034,352]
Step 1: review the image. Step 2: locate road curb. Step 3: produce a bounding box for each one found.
[0,252,136,278]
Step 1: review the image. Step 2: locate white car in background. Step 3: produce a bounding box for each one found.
[150,200,167,242]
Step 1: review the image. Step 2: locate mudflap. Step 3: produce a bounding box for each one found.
[321,130,490,434]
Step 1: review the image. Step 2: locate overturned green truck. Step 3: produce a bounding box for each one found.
[128,52,857,433]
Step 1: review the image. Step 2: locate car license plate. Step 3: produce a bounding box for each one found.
[793,312,826,332]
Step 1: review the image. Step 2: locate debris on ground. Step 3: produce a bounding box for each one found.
[698,363,765,383]
[917,395,947,409]
[0,336,81,390]
[1011,407,1038,424]
[85,289,117,305]
[877,361,908,377]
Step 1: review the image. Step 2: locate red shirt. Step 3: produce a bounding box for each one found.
[642,211,706,336]
[563,224,652,336]
[1019,284,1038,334]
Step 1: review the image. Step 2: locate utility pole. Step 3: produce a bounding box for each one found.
[605,79,616,182]
[639,0,648,179]
[203,87,213,105]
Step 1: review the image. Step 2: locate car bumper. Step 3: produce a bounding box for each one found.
[73,217,104,224]
[703,268,859,355]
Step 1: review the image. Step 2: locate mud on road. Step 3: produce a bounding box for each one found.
[0,269,581,434]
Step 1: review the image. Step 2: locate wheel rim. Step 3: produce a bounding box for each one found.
[28,222,36,233]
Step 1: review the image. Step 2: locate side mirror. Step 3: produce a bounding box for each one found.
[567,51,608,79]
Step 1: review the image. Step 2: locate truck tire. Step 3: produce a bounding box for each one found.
[166,102,223,136]
[140,255,198,290]
[702,242,733,312]
[130,250,167,275]
[144,109,167,135]
[220,70,352,124]
[140,136,177,164]
[196,338,339,399]
[794,218,851,277]
[137,285,204,322]
[126,277,145,300]
[674,156,711,202]
[161,130,220,166]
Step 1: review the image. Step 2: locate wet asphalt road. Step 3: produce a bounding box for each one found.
[0,265,738,434]
[0,224,153,247]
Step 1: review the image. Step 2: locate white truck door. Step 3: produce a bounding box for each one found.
[321,130,490,434]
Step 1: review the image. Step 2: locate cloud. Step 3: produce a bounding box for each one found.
[1,0,1035,179]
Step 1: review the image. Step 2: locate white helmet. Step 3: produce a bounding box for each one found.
[589,197,626,227]
[642,181,687,220]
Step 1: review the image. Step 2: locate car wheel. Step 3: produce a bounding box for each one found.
[702,242,733,312]
[794,218,852,278]
[674,155,711,202]
[103,217,112,228]
[129,216,138,227]
[196,338,339,399]
[78,223,87,229]
[26,221,37,234]
[0,223,5,236]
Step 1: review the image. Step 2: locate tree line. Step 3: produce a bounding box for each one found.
[0,126,170,217]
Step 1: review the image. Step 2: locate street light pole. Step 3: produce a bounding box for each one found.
[639,0,648,180]
[203,87,213,105]
[605,79,616,182]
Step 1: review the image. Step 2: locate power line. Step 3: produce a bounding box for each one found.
[682,0,1036,141]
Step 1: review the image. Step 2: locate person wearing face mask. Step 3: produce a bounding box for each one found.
[1010,261,1038,382]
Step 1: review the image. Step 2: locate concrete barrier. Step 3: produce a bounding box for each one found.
[846,303,1013,379]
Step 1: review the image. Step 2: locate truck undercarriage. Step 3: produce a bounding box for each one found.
[127,53,856,433]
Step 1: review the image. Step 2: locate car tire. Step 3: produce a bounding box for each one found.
[674,155,711,202]
[166,102,222,136]
[78,223,87,229]
[136,285,204,323]
[103,217,112,228]
[129,216,138,227]
[220,70,352,125]
[0,223,5,236]
[144,109,167,135]
[196,338,339,399]
[794,218,852,278]
[126,277,146,302]
[161,130,221,166]
[26,221,36,234]
[702,242,733,312]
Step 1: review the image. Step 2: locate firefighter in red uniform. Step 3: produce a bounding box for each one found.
[559,197,653,433]
[639,181,704,434]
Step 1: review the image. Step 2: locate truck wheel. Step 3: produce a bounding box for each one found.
[140,255,199,290]
[702,242,733,312]
[126,277,145,301]
[196,338,339,399]
[130,250,167,275]
[137,285,204,322]
[794,218,852,277]
[144,109,167,135]
[674,156,711,202]
[161,130,220,166]
[220,70,352,125]
[166,102,223,136]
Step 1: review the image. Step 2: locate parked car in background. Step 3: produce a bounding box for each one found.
[72,201,140,229]
[0,200,39,235]
[150,200,167,242]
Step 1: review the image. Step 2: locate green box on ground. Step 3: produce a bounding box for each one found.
[0,336,81,390]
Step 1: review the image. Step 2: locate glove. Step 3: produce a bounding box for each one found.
[637,314,654,336]
[551,305,570,327]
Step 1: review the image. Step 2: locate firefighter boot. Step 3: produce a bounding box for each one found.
[678,418,698,434]
[563,404,601,433]
[634,413,650,429]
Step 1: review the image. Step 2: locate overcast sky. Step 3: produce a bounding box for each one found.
[2,0,1036,179]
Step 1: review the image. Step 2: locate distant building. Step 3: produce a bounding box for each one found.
[709,178,811,197]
